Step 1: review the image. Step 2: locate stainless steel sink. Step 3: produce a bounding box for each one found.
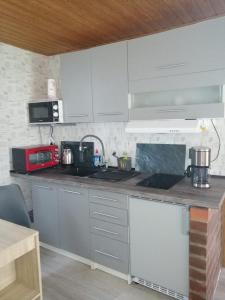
[88,168,139,181]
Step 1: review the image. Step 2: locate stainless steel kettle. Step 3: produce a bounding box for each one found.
[62,148,74,165]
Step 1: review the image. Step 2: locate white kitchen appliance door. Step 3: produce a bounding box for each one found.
[129,198,189,297]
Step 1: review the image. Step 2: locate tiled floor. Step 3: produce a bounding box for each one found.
[41,247,225,300]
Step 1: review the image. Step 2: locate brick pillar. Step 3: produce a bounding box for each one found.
[189,207,222,300]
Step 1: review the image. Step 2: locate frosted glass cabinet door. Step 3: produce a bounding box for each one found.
[91,41,129,122]
[61,50,93,123]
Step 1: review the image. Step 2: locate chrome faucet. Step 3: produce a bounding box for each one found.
[79,134,105,166]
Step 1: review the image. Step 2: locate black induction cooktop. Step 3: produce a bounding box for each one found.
[137,173,184,190]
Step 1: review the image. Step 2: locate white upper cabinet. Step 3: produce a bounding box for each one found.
[91,42,128,122]
[61,50,93,123]
[128,16,225,91]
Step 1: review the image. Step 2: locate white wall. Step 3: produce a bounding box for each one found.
[1,43,225,209]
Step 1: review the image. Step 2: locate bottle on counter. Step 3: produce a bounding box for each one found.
[93,149,101,167]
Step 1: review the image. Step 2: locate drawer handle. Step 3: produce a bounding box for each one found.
[67,114,88,117]
[157,108,184,113]
[94,226,119,235]
[157,62,186,70]
[61,189,81,195]
[93,211,119,219]
[96,112,122,116]
[92,195,118,202]
[95,250,120,260]
[34,185,49,189]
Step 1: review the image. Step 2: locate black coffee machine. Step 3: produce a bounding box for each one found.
[61,141,94,168]
[186,146,211,189]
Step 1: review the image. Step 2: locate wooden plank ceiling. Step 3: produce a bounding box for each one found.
[0,0,225,56]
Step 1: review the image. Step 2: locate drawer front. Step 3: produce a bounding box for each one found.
[89,203,128,226]
[89,189,128,209]
[58,185,88,197]
[90,219,129,243]
[91,234,129,274]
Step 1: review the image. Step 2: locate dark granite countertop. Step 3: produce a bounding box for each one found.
[11,168,225,209]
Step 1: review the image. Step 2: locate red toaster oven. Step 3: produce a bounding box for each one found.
[12,145,59,173]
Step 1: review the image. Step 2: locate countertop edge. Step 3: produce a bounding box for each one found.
[10,172,225,209]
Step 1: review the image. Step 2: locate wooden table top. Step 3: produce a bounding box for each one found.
[0,219,38,267]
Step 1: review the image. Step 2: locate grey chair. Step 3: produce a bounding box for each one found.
[0,184,31,228]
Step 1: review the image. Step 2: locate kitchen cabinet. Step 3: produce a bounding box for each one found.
[89,189,129,273]
[58,186,90,258]
[91,234,129,274]
[89,203,128,226]
[61,41,128,123]
[89,189,128,209]
[128,17,225,120]
[129,81,225,120]
[128,16,225,86]
[90,219,128,243]
[32,183,59,247]
[129,197,189,298]
[61,49,93,123]
[32,182,90,258]
[91,41,128,122]
[32,182,130,274]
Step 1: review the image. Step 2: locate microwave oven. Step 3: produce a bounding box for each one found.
[12,145,59,173]
[28,100,63,124]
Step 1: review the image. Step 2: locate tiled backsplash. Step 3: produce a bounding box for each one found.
[1,42,225,209]
[40,120,225,176]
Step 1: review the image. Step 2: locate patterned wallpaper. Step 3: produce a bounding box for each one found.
[1,43,225,209]
[0,43,50,208]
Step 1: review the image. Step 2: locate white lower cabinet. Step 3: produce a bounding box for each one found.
[129,197,189,298]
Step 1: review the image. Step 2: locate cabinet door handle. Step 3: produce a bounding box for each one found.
[61,189,81,195]
[92,195,118,202]
[95,250,120,260]
[67,114,88,117]
[34,185,49,190]
[157,62,186,70]
[96,112,122,116]
[94,226,119,235]
[157,108,185,113]
[93,211,119,219]
[182,207,190,235]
